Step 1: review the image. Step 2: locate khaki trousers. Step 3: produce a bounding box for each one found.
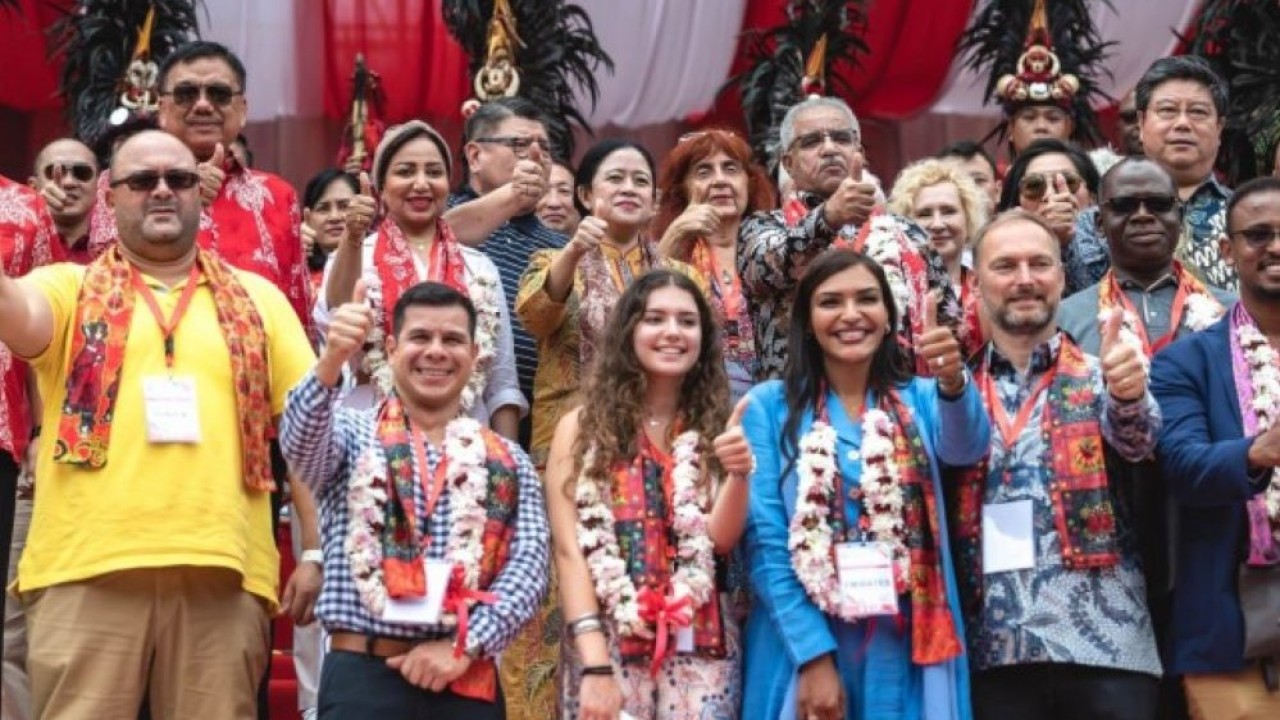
[25,566,269,720]
[1185,665,1280,720]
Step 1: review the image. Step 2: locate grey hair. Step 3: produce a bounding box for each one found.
[778,97,860,151]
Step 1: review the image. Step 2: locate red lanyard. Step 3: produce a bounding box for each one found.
[1105,272,1189,356]
[131,263,202,369]
[978,363,1057,452]
[706,247,743,320]
[408,426,450,554]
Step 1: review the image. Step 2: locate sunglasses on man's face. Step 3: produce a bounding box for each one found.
[1103,195,1178,216]
[161,82,241,108]
[1232,226,1280,249]
[42,162,96,183]
[109,170,200,193]
[1018,171,1083,201]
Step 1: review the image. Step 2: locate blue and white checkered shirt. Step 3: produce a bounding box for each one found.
[279,370,549,655]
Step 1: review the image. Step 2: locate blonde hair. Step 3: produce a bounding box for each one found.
[887,158,988,246]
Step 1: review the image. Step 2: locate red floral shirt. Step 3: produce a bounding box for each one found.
[0,176,61,460]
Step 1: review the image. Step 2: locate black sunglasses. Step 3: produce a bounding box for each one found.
[1019,171,1083,201]
[1233,226,1280,248]
[789,128,860,152]
[1103,195,1178,215]
[161,82,241,108]
[42,162,96,183]
[109,170,200,193]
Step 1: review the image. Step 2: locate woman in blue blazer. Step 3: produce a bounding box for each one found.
[739,249,988,720]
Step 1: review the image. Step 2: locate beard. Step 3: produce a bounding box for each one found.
[989,296,1058,336]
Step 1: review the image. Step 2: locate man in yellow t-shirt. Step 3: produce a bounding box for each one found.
[0,130,314,719]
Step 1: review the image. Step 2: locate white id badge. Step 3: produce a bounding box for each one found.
[675,626,695,653]
[982,500,1036,574]
[382,559,452,625]
[142,376,201,443]
[835,542,899,618]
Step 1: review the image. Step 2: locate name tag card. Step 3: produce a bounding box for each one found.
[382,559,452,625]
[142,376,201,443]
[835,542,899,618]
[675,626,694,653]
[982,500,1036,574]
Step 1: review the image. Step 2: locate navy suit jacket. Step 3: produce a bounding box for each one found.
[1151,313,1273,674]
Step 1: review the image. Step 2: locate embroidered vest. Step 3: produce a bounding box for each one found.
[609,446,725,663]
[949,338,1120,616]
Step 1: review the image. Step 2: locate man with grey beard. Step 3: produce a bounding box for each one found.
[954,210,1163,718]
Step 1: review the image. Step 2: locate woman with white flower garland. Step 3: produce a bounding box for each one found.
[738,249,989,720]
[316,120,525,433]
[545,269,753,720]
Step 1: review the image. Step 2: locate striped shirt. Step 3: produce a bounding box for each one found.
[449,190,566,401]
[279,371,549,653]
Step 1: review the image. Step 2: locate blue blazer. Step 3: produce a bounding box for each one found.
[1150,313,1273,674]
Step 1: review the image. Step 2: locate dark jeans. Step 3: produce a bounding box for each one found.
[973,663,1160,720]
[0,451,16,654]
[319,651,506,720]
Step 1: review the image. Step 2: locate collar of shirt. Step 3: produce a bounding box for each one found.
[1114,267,1178,294]
[1187,174,1231,205]
[987,332,1062,379]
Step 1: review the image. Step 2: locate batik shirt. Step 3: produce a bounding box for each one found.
[0,177,60,461]
[279,371,549,650]
[1064,207,1111,298]
[1179,176,1234,292]
[969,333,1163,677]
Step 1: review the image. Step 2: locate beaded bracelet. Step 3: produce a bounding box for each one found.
[581,664,615,676]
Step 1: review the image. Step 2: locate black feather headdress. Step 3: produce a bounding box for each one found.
[1185,0,1280,183]
[727,0,869,172]
[957,0,1112,147]
[52,0,201,148]
[443,0,612,160]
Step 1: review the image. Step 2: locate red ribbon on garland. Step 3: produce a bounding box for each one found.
[637,586,694,677]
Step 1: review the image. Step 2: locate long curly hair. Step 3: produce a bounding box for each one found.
[781,249,910,465]
[569,269,730,499]
[652,128,776,244]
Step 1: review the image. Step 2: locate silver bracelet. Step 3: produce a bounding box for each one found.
[566,614,605,638]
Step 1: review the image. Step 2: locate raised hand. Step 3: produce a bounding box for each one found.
[658,203,720,259]
[713,396,754,479]
[39,165,70,214]
[509,140,550,215]
[1099,308,1148,402]
[568,198,609,259]
[197,143,226,207]
[345,172,377,244]
[318,279,375,387]
[915,290,966,392]
[822,175,878,229]
[1037,173,1079,245]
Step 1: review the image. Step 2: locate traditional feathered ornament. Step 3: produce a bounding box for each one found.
[1184,0,1280,183]
[443,0,612,160]
[726,0,869,173]
[52,0,201,148]
[336,53,386,174]
[957,0,1113,147]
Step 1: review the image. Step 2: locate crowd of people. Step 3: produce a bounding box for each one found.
[0,33,1279,720]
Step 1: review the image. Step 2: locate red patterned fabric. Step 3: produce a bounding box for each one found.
[0,176,60,460]
[371,217,468,337]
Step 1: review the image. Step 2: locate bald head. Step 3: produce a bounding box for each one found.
[32,138,99,227]
[108,130,203,262]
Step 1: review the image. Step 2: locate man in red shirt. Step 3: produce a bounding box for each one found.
[29,139,103,265]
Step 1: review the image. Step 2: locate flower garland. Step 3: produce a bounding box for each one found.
[576,430,716,638]
[860,215,913,331]
[788,408,909,621]
[1237,321,1280,533]
[346,417,492,618]
[1184,292,1225,332]
[362,273,502,412]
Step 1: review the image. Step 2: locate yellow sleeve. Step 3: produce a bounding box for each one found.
[22,263,86,370]
[239,272,317,415]
[515,249,571,340]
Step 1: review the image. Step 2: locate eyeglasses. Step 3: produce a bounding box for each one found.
[109,170,200,193]
[473,136,552,156]
[160,82,242,108]
[1018,171,1083,201]
[1232,226,1280,248]
[1103,195,1178,215]
[788,128,860,152]
[41,162,96,183]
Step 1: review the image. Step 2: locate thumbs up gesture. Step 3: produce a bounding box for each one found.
[196,143,227,207]
[915,290,966,393]
[713,396,755,480]
[1099,308,1148,402]
[508,140,549,214]
[318,279,377,387]
[345,172,378,245]
[39,165,71,213]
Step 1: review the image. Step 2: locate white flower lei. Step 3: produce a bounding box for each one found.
[1184,292,1225,332]
[789,409,909,621]
[1237,322,1280,533]
[361,274,501,412]
[576,431,716,637]
[346,416,492,618]
[862,215,912,330]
